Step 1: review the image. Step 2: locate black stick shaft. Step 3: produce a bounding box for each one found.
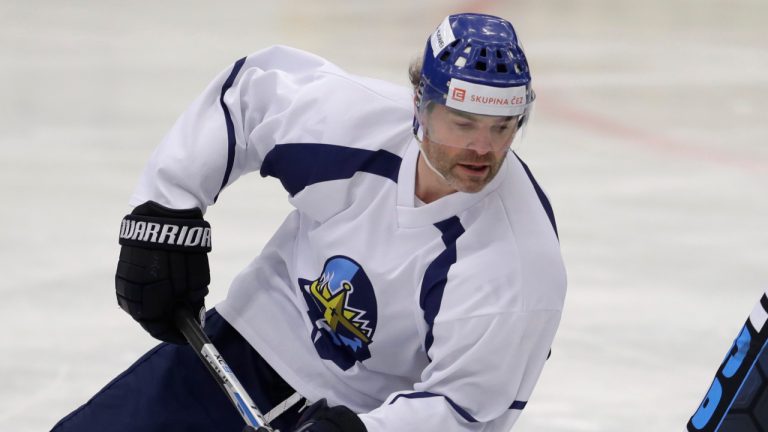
[174,308,273,432]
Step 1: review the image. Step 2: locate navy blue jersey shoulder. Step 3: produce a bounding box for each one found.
[513,153,558,239]
[260,143,402,196]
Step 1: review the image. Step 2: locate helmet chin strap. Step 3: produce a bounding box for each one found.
[413,121,449,183]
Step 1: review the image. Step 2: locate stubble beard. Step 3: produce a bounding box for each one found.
[425,143,508,194]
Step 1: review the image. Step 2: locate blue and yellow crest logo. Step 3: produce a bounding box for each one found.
[299,256,377,370]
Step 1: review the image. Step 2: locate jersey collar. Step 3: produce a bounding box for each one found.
[396,137,507,228]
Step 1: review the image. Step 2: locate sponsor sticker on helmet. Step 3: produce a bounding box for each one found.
[446,78,528,116]
[430,16,456,57]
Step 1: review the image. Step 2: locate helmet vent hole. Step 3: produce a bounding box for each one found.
[463,46,472,55]
[450,40,460,48]
[480,48,487,58]
[497,63,508,73]
[496,49,504,59]
[475,61,487,71]
[455,57,468,67]
[514,63,522,74]
[439,51,451,61]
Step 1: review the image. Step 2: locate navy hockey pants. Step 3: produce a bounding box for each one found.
[51,309,303,432]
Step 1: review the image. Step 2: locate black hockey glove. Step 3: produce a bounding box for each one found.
[115,200,211,344]
[292,399,367,432]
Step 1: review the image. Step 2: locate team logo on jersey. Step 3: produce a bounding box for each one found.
[299,256,378,371]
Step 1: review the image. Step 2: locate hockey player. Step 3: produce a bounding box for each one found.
[52,13,566,432]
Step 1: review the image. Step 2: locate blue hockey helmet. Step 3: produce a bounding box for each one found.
[416,13,535,121]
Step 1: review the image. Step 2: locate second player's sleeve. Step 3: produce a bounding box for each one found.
[129,46,338,211]
[358,309,561,432]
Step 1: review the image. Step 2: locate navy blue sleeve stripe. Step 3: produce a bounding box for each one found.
[260,143,402,196]
[390,392,478,423]
[214,57,247,203]
[420,216,465,358]
[510,400,527,410]
[512,153,558,239]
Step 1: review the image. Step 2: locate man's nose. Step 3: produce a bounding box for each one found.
[466,129,494,155]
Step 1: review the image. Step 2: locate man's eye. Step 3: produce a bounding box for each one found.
[455,122,474,128]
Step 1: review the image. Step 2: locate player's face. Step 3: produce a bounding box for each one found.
[420,104,518,193]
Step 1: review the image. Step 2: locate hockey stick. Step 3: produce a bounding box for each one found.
[686,288,768,431]
[174,308,274,432]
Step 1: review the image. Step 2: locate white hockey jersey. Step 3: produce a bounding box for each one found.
[131,45,567,432]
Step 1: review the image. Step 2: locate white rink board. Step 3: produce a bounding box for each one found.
[1,1,767,431]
